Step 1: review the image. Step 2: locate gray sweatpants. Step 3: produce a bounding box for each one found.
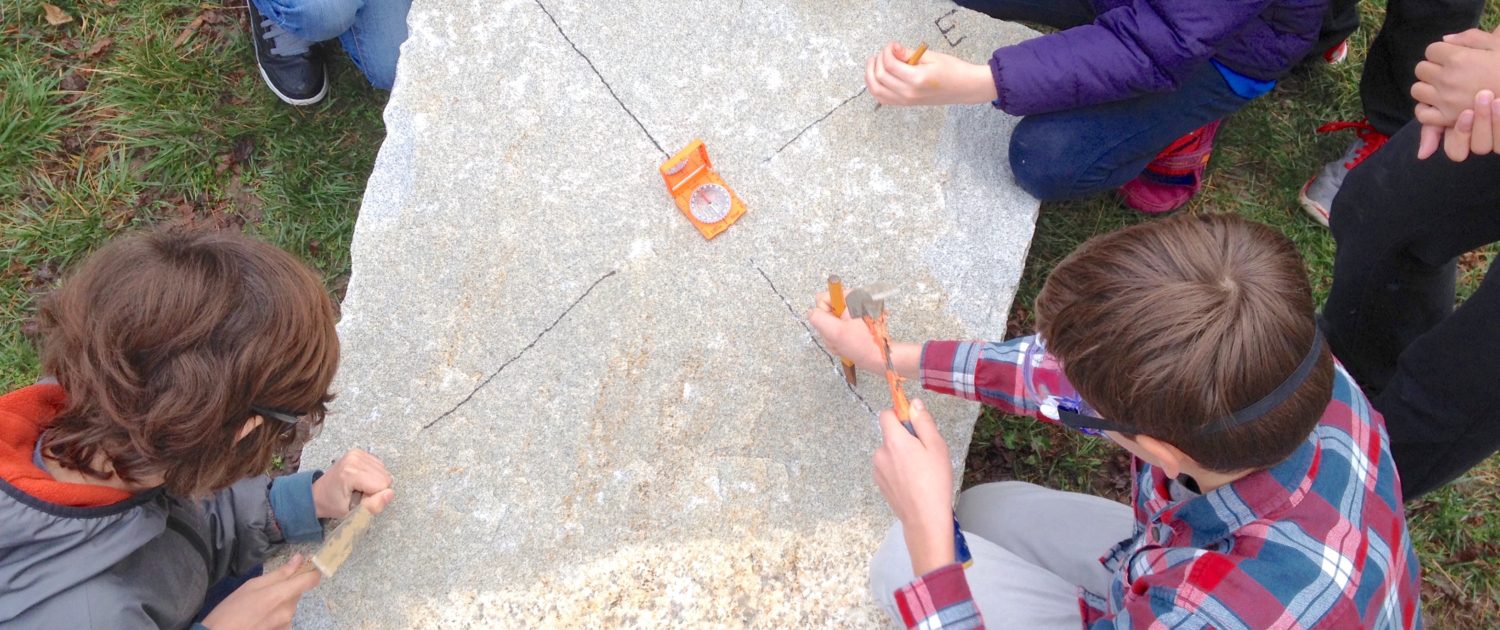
[869,482,1134,629]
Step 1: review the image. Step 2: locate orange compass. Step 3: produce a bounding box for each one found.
[660,139,747,240]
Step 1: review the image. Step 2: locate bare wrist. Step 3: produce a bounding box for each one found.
[905,516,957,575]
[890,342,922,380]
[963,61,999,105]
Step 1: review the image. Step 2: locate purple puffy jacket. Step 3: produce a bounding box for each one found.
[989,0,1328,115]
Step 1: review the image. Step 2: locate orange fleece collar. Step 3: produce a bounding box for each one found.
[0,384,132,507]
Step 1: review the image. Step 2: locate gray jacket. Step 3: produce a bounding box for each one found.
[0,468,323,629]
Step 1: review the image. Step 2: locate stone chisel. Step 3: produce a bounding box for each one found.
[296,491,374,578]
[827,275,858,386]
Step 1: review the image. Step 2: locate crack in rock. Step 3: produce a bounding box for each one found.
[766,87,868,162]
[534,0,668,159]
[751,262,876,417]
[422,269,620,431]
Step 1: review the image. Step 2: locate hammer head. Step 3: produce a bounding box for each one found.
[844,283,897,319]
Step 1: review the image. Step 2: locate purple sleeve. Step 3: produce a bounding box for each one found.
[988,0,1274,115]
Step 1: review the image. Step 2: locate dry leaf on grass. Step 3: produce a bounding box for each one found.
[43,3,73,26]
[174,15,206,47]
[59,70,88,92]
[82,37,113,59]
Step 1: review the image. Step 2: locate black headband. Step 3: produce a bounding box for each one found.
[1198,325,1325,435]
[1056,326,1326,437]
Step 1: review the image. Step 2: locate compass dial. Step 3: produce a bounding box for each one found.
[689,183,732,224]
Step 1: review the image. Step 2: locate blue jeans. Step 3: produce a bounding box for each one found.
[251,0,411,90]
[959,0,1255,201]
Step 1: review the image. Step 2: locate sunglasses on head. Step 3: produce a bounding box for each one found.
[1029,326,1325,438]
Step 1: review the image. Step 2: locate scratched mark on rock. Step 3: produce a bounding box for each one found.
[534,0,668,158]
[935,9,967,48]
[422,269,620,430]
[765,87,868,162]
[751,262,876,418]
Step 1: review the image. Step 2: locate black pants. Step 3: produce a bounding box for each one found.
[1323,121,1500,500]
[1317,0,1485,135]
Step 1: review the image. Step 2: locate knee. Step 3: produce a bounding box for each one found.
[268,0,363,42]
[1008,118,1090,201]
[868,522,913,615]
[956,481,1040,515]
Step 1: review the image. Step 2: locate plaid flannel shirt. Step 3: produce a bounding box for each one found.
[891,336,1422,630]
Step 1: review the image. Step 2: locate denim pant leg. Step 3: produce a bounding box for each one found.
[1007,64,1251,201]
[251,0,362,43]
[337,0,412,90]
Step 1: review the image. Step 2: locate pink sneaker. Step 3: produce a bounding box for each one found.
[1120,121,1222,215]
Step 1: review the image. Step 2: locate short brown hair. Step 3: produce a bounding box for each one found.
[1035,213,1331,472]
[37,226,339,496]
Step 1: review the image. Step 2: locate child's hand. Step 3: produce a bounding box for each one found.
[1418,90,1500,161]
[872,399,956,576]
[864,42,997,107]
[312,448,396,519]
[201,554,320,630]
[1412,27,1500,127]
[807,291,884,372]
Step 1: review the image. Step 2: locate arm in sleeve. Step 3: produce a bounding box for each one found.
[892,563,985,629]
[197,471,324,578]
[920,336,1057,423]
[987,0,1274,115]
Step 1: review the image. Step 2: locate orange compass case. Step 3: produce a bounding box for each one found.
[659,139,747,240]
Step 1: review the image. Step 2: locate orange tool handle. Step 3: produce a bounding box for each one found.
[828,275,848,317]
[906,42,929,65]
[827,276,857,372]
[889,374,911,422]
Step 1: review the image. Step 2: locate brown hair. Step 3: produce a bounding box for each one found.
[36,226,339,496]
[1035,213,1331,473]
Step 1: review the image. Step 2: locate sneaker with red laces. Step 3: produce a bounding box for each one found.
[1120,121,1222,214]
[1323,40,1350,65]
[1299,120,1390,227]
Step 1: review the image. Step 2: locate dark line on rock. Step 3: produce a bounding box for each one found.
[534,0,667,158]
[752,262,876,416]
[766,87,867,161]
[422,269,620,430]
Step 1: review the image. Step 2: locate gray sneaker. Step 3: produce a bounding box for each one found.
[1299,120,1390,228]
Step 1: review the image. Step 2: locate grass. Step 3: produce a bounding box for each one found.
[2,0,1498,625]
[0,0,383,385]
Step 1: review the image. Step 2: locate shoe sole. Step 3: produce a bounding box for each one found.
[1298,177,1331,228]
[256,64,328,106]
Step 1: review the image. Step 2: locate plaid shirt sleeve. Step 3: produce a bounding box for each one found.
[892,563,986,629]
[920,337,1052,421]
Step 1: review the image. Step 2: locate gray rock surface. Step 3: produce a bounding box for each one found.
[291,1,1039,626]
